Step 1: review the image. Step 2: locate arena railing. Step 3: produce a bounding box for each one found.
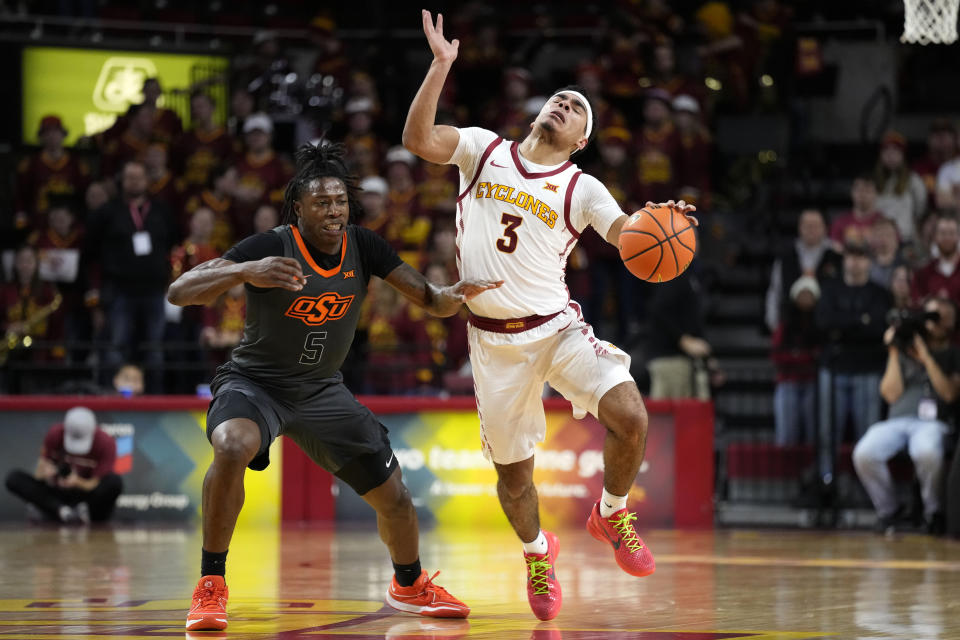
[0,337,458,397]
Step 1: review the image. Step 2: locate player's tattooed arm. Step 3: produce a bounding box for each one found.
[384,263,503,318]
[402,10,461,164]
[167,257,305,306]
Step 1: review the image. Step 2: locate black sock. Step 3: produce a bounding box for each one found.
[201,548,228,577]
[392,558,422,587]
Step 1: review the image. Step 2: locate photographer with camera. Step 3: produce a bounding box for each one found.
[852,297,960,535]
[4,407,122,524]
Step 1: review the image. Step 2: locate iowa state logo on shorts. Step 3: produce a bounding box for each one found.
[285,292,355,325]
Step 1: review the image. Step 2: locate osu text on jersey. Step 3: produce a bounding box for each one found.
[285,292,355,326]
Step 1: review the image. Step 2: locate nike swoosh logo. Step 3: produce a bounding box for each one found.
[187,617,227,628]
[490,160,508,168]
[385,452,395,468]
[600,521,621,549]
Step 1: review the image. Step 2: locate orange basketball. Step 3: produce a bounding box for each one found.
[618,203,697,282]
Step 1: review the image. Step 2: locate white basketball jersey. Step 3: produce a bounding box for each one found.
[447,127,624,319]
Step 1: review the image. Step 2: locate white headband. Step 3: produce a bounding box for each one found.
[551,90,593,140]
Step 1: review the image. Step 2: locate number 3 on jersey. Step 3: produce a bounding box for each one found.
[496,212,523,253]
[300,331,326,365]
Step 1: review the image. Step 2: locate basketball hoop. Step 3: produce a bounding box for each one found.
[902,0,960,44]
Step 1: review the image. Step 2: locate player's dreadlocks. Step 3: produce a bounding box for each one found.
[281,141,360,225]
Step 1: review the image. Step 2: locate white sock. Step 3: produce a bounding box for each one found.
[521,530,548,555]
[599,488,627,517]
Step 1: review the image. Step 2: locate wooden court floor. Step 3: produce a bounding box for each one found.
[0,524,957,639]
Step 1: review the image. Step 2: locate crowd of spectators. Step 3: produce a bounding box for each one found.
[6,0,797,395]
[2,0,959,534]
[764,120,960,534]
[769,125,960,414]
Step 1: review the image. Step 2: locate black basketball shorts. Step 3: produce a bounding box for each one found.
[205,370,399,495]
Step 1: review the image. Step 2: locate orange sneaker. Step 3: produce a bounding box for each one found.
[586,501,655,577]
[386,570,470,618]
[524,531,561,621]
[186,575,229,631]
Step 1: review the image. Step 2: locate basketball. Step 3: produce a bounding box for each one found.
[618,203,697,282]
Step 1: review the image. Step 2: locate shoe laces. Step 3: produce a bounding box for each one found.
[525,555,554,595]
[193,582,226,609]
[420,571,454,600]
[608,511,644,553]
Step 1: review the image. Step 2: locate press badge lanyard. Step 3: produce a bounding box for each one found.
[129,201,153,256]
[918,381,938,421]
[129,201,150,230]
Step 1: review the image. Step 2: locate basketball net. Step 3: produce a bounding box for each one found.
[902,0,959,44]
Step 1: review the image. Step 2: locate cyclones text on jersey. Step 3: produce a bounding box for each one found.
[474,181,559,229]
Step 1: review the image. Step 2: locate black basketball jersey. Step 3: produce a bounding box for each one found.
[227,224,385,386]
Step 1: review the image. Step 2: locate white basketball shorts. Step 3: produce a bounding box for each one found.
[468,303,634,465]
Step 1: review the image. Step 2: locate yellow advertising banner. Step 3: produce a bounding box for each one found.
[21,46,227,145]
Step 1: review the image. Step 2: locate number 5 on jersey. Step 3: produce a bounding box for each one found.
[300,331,326,365]
[497,212,523,253]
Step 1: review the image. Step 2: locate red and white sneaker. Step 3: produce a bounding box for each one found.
[186,575,229,631]
[524,531,562,621]
[586,501,655,577]
[386,570,470,618]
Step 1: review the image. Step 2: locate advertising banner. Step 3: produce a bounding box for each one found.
[0,404,279,525]
[334,410,678,530]
[0,397,711,529]
[21,46,227,145]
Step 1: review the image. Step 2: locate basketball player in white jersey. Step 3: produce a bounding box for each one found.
[403,10,697,621]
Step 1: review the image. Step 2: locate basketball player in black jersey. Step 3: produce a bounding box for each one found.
[169,143,501,631]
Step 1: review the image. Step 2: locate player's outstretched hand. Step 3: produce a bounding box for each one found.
[448,279,504,302]
[422,9,459,64]
[648,199,699,227]
[243,257,306,291]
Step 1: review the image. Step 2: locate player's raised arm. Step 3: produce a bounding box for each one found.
[383,262,502,318]
[402,10,462,165]
[167,256,305,307]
